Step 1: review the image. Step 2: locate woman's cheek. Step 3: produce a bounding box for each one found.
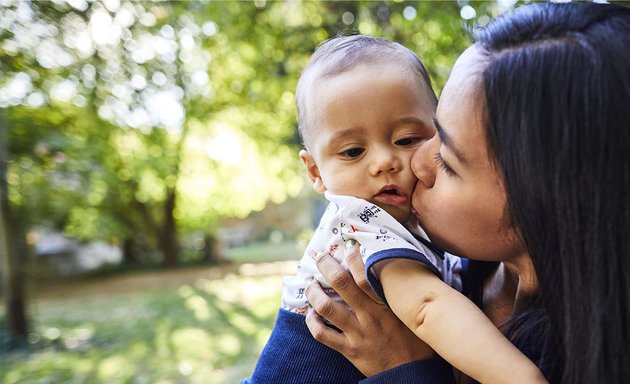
[417,185,469,251]
[431,193,461,230]
[428,181,461,217]
[412,188,443,226]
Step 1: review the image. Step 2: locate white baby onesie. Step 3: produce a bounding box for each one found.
[282,192,462,313]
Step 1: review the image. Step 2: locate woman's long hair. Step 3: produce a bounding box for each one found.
[476,3,630,383]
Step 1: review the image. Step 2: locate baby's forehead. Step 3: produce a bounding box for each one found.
[305,62,432,115]
[304,70,434,145]
[313,56,407,80]
[304,61,424,107]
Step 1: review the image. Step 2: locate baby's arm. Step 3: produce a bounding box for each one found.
[375,258,547,384]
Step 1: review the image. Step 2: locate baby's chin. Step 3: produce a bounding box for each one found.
[380,205,412,224]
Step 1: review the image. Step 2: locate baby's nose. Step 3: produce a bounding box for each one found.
[370,149,401,175]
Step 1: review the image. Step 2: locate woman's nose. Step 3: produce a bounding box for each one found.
[369,148,402,176]
[411,134,438,187]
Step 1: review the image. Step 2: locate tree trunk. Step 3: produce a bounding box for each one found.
[202,234,225,264]
[122,237,138,265]
[160,189,179,267]
[0,111,29,345]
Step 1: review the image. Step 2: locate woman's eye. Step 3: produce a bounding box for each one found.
[342,148,365,158]
[434,152,456,176]
[396,137,420,146]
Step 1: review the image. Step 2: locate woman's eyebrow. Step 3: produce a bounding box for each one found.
[433,117,469,165]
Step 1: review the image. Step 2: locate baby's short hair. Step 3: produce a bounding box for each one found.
[296,34,437,150]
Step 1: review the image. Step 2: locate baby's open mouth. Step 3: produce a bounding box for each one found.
[376,185,404,196]
[374,186,408,206]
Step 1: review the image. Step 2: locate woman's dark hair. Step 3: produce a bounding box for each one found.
[476,2,630,383]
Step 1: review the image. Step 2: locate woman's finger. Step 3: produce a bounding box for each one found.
[312,249,369,309]
[305,280,355,330]
[343,240,384,305]
[304,308,349,351]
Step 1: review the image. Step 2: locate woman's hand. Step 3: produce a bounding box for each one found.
[305,240,435,377]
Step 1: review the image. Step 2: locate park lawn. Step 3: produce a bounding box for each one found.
[1,257,299,384]
[224,240,304,263]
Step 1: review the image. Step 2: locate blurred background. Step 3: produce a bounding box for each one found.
[0,0,535,382]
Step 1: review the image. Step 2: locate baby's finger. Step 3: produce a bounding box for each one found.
[344,240,384,305]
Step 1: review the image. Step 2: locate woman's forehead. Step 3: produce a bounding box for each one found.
[437,46,490,166]
[445,46,488,99]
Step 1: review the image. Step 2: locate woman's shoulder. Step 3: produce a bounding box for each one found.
[504,307,559,382]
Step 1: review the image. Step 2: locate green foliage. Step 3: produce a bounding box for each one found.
[0,0,512,264]
[0,0,526,378]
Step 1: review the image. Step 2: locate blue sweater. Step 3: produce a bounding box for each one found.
[241,308,456,384]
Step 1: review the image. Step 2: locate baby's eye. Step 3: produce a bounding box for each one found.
[341,147,365,158]
[395,137,421,146]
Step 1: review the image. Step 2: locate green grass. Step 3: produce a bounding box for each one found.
[224,240,303,264]
[1,254,296,384]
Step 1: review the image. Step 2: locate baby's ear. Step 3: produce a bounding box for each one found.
[299,149,326,194]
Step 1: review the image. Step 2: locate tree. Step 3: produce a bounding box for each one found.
[0,1,307,267]
[0,111,28,344]
[0,0,514,341]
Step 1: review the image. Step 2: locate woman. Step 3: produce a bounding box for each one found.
[305,2,630,383]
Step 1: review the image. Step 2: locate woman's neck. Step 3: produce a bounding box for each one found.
[483,258,538,327]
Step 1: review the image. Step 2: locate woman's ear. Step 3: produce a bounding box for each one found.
[299,149,326,194]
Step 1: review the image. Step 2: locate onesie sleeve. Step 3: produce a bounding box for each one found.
[365,247,442,305]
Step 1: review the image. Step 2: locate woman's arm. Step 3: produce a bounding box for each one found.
[242,307,365,384]
[376,256,547,384]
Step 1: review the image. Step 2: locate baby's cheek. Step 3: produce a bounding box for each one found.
[328,174,363,197]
